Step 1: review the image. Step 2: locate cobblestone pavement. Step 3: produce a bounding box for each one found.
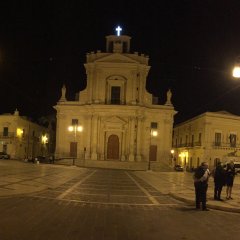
[33,169,180,207]
[1,160,240,240]
[0,160,88,196]
[134,171,240,212]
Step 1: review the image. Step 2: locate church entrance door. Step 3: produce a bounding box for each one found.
[107,135,119,160]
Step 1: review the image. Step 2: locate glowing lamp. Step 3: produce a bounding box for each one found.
[77,126,83,132]
[17,128,23,137]
[233,66,240,78]
[151,130,158,137]
[68,126,74,132]
[41,135,48,144]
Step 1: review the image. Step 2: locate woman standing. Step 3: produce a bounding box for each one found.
[225,161,235,200]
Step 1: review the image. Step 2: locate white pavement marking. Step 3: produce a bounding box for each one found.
[34,196,178,206]
[56,170,96,200]
[125,172,160,205]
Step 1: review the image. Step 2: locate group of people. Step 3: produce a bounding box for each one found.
[193,161,236,211]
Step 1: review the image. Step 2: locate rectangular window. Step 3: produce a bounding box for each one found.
[151,122,158,129]
[192,135,194,146]
[199,133,202,144]
[230,134,236,147]
[111,86,121,104]
[3,127,8,136]
[215,132,221,146]
[72,119,78,125]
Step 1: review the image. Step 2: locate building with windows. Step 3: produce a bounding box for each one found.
[172,111,240,170]
[54,30,176,170]
[0,109,54,159]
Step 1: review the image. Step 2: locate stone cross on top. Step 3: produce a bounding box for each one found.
[115,26,122,36]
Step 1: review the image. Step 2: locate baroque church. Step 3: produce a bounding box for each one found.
[54,28,176,170]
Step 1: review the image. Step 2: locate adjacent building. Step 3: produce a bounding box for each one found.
[0,109,54,159]
[172,111,240,170]
[54,31,176,170]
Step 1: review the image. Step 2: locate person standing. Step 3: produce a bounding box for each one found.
[194,162,210,211]
[213,162,226,201]
[225,161,235,200]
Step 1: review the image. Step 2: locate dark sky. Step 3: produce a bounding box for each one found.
[1,0,240,123]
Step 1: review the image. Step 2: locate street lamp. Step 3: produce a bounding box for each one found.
[41,134,48,157]
[232,57,240,78]
[41,135,48,144]
[68,124,83,165]
[16,128,23,137]
[148,129,158,170]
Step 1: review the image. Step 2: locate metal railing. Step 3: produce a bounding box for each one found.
[212,142,240,148]
[0,132,15,138]
[173,142,202,148]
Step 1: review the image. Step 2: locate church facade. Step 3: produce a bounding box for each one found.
[54,30,176,170]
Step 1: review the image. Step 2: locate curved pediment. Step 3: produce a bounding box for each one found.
[95,53,139,64]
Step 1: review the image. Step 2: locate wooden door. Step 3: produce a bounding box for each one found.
[107,135,119,160]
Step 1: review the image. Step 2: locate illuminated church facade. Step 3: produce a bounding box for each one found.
[54,28,176,170]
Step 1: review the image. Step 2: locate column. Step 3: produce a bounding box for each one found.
[136,116,143,161]
[128,117,135,162]
[91,115,98,160]
[131,71,137,105]
[84,115,91,160]
[120,130,126,161]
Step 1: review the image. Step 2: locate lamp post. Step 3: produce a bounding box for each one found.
[170,149,175,166]
[68,125,83,165]
[16,128,23,159]
[148,129,158,170]
[41,134,48,156]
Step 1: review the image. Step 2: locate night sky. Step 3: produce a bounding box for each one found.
[1,0,240,124]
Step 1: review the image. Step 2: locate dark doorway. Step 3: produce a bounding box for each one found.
[107,135,119,160]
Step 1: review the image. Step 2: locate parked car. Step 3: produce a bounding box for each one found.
[222,161,240,173]
[0,152,10,159]
[35,156,52,164]
[174,164,184,171]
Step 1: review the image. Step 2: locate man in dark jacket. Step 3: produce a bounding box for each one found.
[194,162,210,211]
[213,162,226,201]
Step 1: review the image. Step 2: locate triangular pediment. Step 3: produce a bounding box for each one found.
[104,116,127,124]
[102,116,128,131]
[95,53,139,64]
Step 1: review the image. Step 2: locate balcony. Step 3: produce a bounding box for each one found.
[0,132,15,138]
[212,142,240,149]
[173,142,202,148]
